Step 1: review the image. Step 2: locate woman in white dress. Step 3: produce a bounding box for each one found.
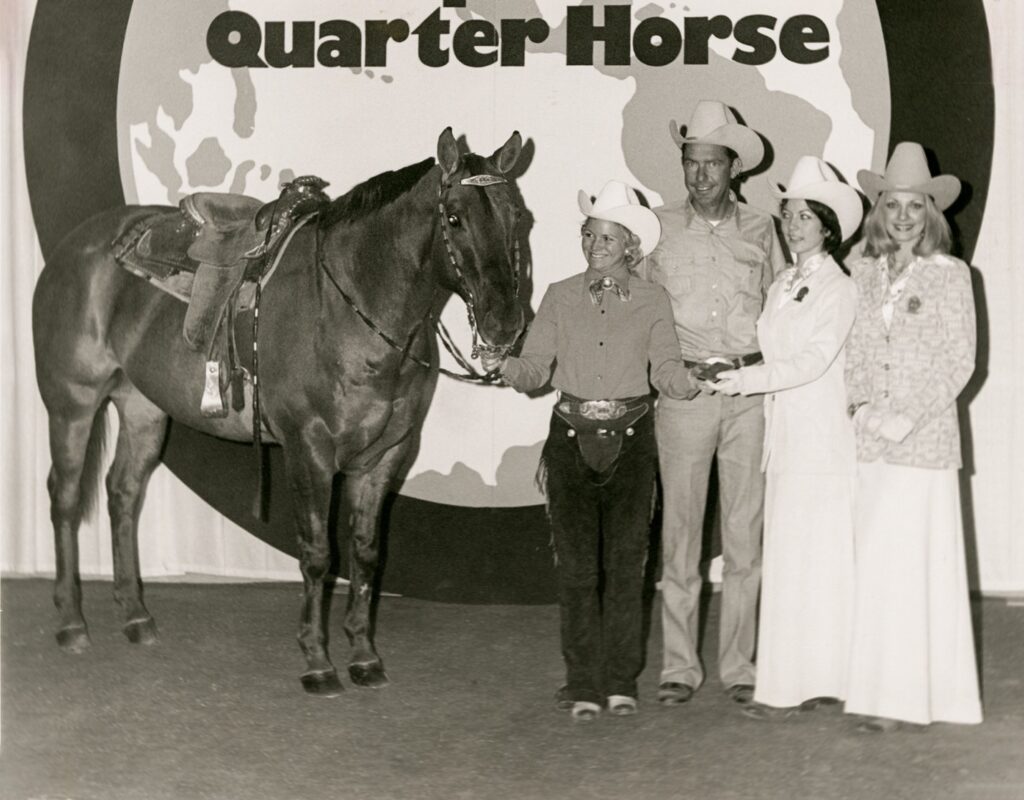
[702,156,863,718]
[843,142,982,732]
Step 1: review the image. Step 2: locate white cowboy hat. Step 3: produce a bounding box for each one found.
[669,100,765,172]
[857,141,961,211]
[577,180,661,257]
[771,156,864,242]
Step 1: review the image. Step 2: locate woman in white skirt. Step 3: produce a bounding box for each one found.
[701,156,863,718]
[843,142,982,732]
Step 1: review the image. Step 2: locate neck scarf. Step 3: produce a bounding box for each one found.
[589,275,631,305]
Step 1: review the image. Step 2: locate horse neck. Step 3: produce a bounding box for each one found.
[320,166,452,337]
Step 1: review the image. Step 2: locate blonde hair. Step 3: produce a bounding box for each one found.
[862,191,952,258]
[580,219,644,265]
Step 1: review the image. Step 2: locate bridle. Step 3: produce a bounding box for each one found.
[315,167,522,384]
[435,171,521,365]
[248,168,521,518]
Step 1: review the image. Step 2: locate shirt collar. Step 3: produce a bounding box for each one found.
[684,190,739,230]
[797,251,830,279]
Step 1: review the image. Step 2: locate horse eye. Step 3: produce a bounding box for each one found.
[447,213,461,227]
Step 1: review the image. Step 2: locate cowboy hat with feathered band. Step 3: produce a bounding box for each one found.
[578,181,661,257]
[857,141,961,211]
[771,156,864,242]
[669,100,765,172]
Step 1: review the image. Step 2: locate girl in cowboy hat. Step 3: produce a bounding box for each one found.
[842,142,982,732]
[481,180,697,722]
[698,156,863,719]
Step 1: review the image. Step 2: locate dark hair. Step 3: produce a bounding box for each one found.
[861,191,952,258]
[681,143,739,164]
[782,198,843,253]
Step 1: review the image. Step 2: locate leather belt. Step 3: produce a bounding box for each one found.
[682,352,763,370]
[557,392,650,421]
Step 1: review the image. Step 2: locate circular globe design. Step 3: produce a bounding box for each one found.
[24,0,993,601]
[115,0,888,509]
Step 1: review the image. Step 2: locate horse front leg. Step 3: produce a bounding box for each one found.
[341,450,407,688]
[284,436,344,696]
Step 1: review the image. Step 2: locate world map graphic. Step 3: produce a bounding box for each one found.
[116,0,888,509]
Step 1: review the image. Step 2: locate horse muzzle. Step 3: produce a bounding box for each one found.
[476,302,525,355]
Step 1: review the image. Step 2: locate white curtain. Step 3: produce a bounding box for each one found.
[963,0,1024,592]
[0,0,296,579]
[2,1,1023,590]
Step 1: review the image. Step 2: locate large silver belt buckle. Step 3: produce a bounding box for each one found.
[576,399,627,421]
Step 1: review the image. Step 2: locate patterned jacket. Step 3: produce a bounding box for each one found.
[845,253,976,469]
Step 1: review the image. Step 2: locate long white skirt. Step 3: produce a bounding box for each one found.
[844,461,982,725]
[753,471,855,708]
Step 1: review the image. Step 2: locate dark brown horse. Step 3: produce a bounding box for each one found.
[32,129,524,695]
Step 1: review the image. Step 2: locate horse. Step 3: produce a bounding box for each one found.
[32,128,525,695]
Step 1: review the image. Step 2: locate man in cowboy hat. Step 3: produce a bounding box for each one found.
[637,99,786,707]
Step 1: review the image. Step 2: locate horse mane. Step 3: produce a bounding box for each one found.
[319,157,436,227]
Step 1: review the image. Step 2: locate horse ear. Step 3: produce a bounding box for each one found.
[437,127,460,179]
[492,131,522,174]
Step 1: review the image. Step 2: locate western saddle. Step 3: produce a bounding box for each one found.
[113,176,331,416]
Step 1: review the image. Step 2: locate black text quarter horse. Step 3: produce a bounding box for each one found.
[32,129,524,694]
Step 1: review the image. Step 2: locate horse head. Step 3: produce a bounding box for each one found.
[434,128,526,357]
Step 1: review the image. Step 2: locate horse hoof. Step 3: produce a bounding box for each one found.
[56,626,91,654]
[123,617,158,645]
[349,661,389,688]
[301,670,344,697]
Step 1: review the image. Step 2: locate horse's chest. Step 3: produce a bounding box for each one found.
[335,393,419,469]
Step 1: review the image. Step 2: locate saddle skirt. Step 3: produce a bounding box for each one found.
[112,195,271,310]
[111,177,331,309]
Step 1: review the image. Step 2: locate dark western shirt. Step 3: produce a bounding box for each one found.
[501,266,696,400]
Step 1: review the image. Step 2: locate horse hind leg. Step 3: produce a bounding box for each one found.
[46,400,111,654]
[106,384,169,645]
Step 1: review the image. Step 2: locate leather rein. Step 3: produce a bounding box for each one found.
[246,172,518,517]
[314,170,520,384]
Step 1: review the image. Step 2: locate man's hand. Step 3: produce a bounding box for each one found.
[690,361,734,383]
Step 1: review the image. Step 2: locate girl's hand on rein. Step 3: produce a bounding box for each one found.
[480,353,506,374]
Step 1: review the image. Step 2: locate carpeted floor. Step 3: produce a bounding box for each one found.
[1,578,1022,800]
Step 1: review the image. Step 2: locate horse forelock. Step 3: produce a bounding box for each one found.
[319,157,435,227]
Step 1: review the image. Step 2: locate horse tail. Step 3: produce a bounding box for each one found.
[78,400,110,521]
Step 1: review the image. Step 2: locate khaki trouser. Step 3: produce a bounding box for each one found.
[656,391,764,689]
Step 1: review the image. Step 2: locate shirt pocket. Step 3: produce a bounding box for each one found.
[655,255,696,296]
[736,259,766,315]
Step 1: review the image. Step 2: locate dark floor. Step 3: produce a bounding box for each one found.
[1,578,1022,800]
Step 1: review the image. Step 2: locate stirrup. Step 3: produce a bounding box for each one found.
[200,360,227,417]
